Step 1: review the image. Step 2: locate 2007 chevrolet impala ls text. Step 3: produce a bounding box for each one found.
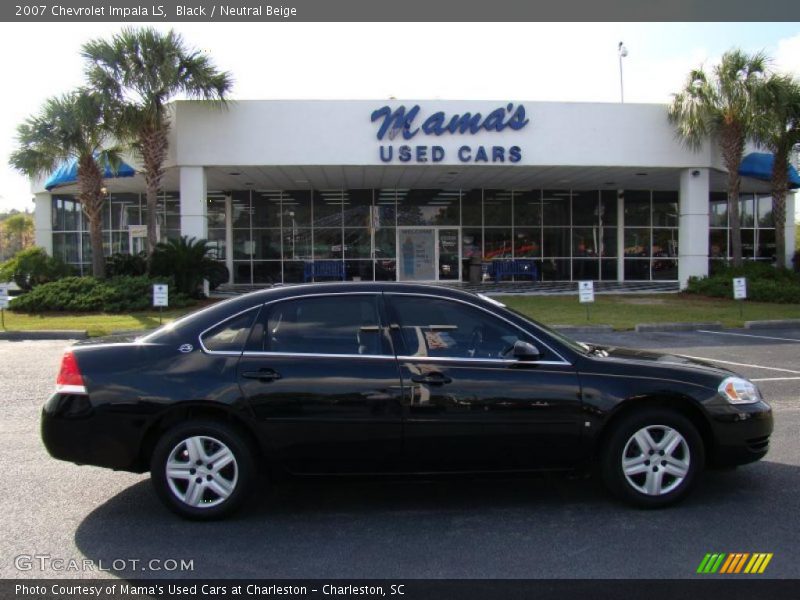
[41,283,773,519]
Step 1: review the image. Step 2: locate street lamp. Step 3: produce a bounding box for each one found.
[618,42,628,103]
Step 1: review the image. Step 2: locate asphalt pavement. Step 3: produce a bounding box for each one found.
[1,330,798,580]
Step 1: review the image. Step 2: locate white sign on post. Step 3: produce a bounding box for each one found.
[153,284,169,307]
[578,280,595,303]
[0,284,9,309]
[733,277,747,300]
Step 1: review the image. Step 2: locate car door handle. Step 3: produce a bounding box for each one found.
[242,369,282,382]
[410,373,452,385]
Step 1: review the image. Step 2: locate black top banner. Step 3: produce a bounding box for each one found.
[2,0,800,22]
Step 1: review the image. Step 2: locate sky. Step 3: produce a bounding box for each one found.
[0,21,799,214]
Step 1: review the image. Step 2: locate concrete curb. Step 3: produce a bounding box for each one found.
[744,319,800,330]
[553,325,614,334]
[634,322,723,333]
[0,330,88,340]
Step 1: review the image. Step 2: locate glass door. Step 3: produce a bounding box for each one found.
[397,227,461,281]
[437,228,460,280]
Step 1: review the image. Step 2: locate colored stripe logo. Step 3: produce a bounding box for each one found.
[697,553,773,574]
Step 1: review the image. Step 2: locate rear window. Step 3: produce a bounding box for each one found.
[201,307,260,353]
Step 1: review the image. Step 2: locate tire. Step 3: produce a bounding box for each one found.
[600,408,704,508]
[150,420,256,520]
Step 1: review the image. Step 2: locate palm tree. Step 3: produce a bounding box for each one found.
[9,90,121,278]
[82,27,233,258]
[753,74,800,269]
[669,49,769,267]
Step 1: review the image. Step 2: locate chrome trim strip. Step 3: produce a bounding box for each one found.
[383,292,572,366]
[395,355,570,366]
[241,351,395,360]
[200,290,573,366]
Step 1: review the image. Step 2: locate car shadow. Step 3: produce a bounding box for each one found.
[74,461,800,579]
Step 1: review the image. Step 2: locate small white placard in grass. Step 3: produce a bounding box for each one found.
[578,280,595,303]
[733,277,747,300]
[153,284,169,307]
[0,284,8,309]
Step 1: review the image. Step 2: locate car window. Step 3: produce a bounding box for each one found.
[387,295,535,360]
[263,295,388,356]
[201,307,261,353]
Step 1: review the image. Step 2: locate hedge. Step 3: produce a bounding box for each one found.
[9,276,195,313]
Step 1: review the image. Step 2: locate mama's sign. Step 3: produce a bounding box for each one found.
[370,103,529,164]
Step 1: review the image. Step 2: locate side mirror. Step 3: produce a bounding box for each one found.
[513,340,541,361]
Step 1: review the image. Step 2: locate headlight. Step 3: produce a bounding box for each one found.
[718,377,760,405]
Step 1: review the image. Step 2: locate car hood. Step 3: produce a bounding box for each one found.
[594,345,735,376]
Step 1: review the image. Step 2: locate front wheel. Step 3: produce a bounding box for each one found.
[150,420,256,520]
[601,409,704,508]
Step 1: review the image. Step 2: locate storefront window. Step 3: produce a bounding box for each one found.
[461,189,482,226]
[571,191,599,226]
[397,189,460,226]
[314,190,343,227]
[483,189,512,226]
[343,189,373,228]
[252,191,282,227]
[653,191,679,227]
[623,190,651,226]
[513,228,541,257]
[514,190,541,226]
[739,194,755,227]
[484,228,512,259]
[542,190,570,226]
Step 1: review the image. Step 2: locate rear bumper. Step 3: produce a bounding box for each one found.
[41,393,144,472]
[707,400,774,467]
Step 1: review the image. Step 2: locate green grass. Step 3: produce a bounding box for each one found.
[0,306,200,337]
[2,294,800,336]
[498,293,800,330]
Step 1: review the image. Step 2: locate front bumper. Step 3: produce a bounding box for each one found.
[706,399,774,467]
[41,392,144,472]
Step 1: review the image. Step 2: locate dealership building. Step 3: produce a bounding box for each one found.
[31,100,797,289]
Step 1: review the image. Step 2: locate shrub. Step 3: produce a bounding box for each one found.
[0,247,71,291]
[105,252,148,278]
[9,276,194,313]
[686,262,800,303]
[149,236,222,297]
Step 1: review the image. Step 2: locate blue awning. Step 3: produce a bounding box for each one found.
[44,156,135,191]
[739,152,800,189]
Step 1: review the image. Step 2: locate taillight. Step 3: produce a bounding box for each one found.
[56,351,86,394]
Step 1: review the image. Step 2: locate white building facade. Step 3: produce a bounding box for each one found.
[32,100,796,288]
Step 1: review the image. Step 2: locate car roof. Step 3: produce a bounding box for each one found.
[144,282,497,342]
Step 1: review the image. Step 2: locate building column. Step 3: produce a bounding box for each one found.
[616,190,625,281]
[179,166,207,241]
[33,193,53,254]
[678,168,710,289]
[785,192,796,268]
[224,194,234,284]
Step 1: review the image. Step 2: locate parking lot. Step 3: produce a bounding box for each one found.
[1,330,798,580]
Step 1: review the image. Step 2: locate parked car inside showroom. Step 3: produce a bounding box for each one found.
[41,282,773,519]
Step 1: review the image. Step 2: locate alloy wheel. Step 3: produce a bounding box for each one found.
[621,425,690,496]
[165,435,239,508]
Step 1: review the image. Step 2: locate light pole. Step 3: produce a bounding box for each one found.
[618,41,628,103]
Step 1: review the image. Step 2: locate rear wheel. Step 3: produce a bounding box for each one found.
[601,409,704,507]
[150,420,256,520]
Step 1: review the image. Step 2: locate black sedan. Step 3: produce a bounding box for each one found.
[41,283,773,519]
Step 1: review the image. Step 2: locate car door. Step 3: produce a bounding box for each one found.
[236,292,404,474]
[384,293,583,471]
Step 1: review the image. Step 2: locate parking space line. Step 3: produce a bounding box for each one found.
[678,354,800,375]
[751,377,800,382]
[696,330,800,343]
